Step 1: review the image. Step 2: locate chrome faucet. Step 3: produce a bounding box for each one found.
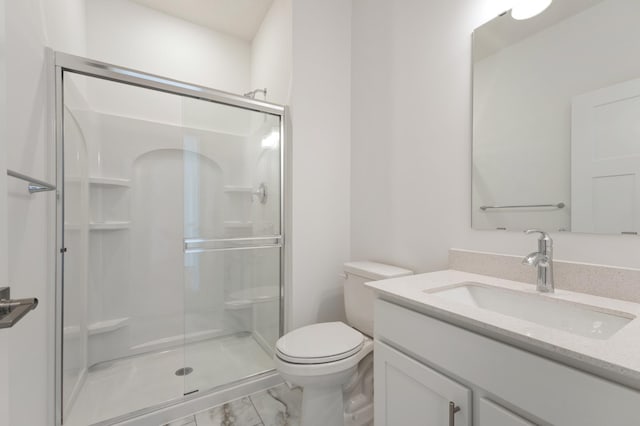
[522,229,554,293]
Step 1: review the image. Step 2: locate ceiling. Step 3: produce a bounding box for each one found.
[131,0,275,41]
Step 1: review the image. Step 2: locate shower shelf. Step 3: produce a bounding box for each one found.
[88,317,129,336]
[224,185,252,193]
[63,325,81,338]
[65,176,131,187]
[225,286,279,310]
[89,221,131,230]
[65,222,130,230]
[224,221,253,229]
[224,300,255,310]
[89,177,131,187]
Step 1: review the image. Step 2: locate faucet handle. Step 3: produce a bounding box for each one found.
[524,229,552,242]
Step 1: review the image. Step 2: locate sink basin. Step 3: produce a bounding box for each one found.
[426,282,634,340]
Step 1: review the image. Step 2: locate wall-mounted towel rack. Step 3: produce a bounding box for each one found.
[7,169,56,193]
[480,202,565,211]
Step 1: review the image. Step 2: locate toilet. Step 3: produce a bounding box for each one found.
[275,261,413,426]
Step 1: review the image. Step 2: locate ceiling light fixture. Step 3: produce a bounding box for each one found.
[511,0,552,20]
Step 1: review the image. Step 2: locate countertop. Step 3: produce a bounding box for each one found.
[365,269,640,390]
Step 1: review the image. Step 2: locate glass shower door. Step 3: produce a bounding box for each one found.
[181,98,282,394]
[58,58,285,425]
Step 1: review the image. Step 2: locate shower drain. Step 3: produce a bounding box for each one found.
[175,367,194,376]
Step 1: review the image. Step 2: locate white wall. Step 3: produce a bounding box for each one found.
[5,1,77,425]
[290,0,352,328]
[86,0,251,96]
[40,0,87,56]
[351,0,640,275]
[4,0,86,424]
[251,0,292,105]
[351,0,478,272]
[6,0,53,421]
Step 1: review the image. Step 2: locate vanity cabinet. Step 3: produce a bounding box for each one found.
[374,299,640,426]
[374,341,471,425]
[477,398,535,426]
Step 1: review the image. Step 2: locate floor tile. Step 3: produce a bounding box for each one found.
[163,415,196,426]
[195,396,263,426]
[250,384,302,426]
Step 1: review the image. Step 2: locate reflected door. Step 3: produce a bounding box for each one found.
[572,77,640,234]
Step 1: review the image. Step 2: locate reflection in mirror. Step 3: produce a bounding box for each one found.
[472,0,640,234]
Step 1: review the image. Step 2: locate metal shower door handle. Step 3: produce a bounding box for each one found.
[0,287,39,329]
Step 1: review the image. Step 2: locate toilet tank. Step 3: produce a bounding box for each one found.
[343,261,413,337]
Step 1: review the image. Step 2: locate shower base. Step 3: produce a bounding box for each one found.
[63,333,274,426]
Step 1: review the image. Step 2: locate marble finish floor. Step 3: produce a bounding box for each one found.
[165,383,303,426]
[65,334,274,426]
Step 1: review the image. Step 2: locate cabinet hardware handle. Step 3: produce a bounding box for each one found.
[448,401,460,426]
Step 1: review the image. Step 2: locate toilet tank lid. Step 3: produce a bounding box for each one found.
[343,261,413,280]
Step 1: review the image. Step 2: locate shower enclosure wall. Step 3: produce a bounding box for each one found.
[55,53,286,426]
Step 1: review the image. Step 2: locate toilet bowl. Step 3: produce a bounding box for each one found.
[275,262,413,426]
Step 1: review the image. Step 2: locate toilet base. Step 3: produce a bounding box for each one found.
[344,402,373,426]
[344,352,374,426]
[274,334,375,426]
[300,385,345,426]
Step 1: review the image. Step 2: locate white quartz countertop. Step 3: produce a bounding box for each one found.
[365,269,640,389]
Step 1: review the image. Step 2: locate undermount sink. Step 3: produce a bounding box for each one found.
[426,282,634,340]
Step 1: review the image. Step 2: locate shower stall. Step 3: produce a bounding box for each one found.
[54,53,286,425]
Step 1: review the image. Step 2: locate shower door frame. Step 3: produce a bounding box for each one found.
[53,51,289,426]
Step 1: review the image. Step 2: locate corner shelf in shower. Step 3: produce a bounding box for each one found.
[87,317,130,336]
[89,221,131,231]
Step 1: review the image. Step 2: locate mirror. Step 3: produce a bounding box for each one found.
[472,0,640,234]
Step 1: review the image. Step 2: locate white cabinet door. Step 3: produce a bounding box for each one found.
[478,398,535,426]
[0,120,8,426]
[374,341,471,426]
[0,0,8,423]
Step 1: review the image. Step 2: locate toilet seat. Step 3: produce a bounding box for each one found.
[275,336,374,379]
[276,322,364,364]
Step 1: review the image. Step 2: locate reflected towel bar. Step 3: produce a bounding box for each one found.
[7,169,56,193]
[480,202,565,211]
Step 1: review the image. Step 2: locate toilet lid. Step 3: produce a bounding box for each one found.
[276,322,364,364]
